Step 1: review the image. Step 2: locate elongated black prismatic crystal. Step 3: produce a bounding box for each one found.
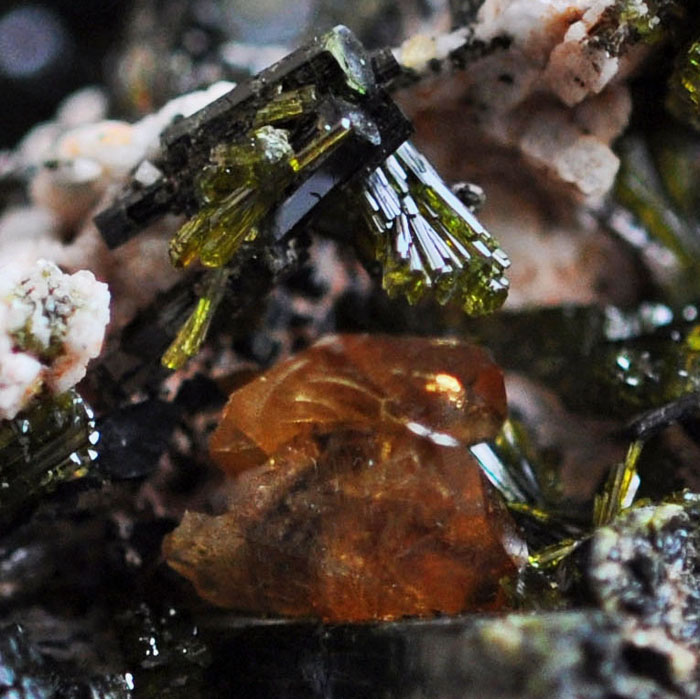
[94,26,510,368]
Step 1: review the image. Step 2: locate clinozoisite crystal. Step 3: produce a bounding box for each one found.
[164,335,527,622]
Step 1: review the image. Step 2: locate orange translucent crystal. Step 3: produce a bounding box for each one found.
[209,334,508,474]
[164,334,526,621]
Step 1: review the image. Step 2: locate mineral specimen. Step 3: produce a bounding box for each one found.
[209,333,508,474]
[26,81,235,226]
[587,495,700,696]
[94,26,411,250]
[165,334,526,621]
[1,1,699,696]
[353,141,510,315]
[398,0,687,202]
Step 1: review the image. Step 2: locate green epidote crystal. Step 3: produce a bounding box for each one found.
[162,268,230,370]
[169,127,295,269]
[471,417,587,566]
[164,100,364,366]
[196,188,263,267]
[169,111,357,273]
[163,23,501,371]
[252,86,319,127]
[470,419,551,506]
[593,440,643,526]
[0,390,98,528]
[357,141,510,315]
[527,538,584,570]
[289,117,352,173]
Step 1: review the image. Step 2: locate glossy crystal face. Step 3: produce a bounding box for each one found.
[165,334,525,622]
[209,334,507,475]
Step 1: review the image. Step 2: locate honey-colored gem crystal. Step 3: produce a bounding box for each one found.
[209,334,508,475]
[164,335,527,621]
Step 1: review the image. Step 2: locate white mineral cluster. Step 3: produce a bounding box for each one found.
[0,260,109,420]
[398,0,644,201]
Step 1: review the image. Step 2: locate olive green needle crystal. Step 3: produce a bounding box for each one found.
[162,268,231,370]
[253,86,319,127]
[289,119,351,173]
[593,440,643,526]
[356,141,510,315]
[528,539,583,570]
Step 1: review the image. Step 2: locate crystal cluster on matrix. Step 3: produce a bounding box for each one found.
[0,259,109,420]
[164,335,528,622]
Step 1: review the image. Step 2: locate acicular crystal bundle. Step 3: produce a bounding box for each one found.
[94,25,511,369]
[357,141,510,315]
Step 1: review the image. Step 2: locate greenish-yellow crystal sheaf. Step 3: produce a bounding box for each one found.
[593,440,644,526]
[169,127,294,269]
[356,141,510,315]
[164,85,365,367]
[162,268,231,370]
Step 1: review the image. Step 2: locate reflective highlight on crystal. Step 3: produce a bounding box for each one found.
[165,335,525,621]
[356,141,510,315]
[0,390,98,528]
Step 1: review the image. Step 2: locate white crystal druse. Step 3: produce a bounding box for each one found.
[0,259,110,419]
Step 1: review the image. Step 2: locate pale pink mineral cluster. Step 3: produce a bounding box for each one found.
[398,0,642,200]
[397,0,651,307]
[0,82,235,332]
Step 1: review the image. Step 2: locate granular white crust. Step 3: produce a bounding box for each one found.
[0,260,110,419]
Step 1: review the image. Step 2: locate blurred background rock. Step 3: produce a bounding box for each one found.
[0,0,133,147]
[0,0,448,147]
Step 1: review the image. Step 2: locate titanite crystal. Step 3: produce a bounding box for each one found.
[209,334,507,475]
[164,335,526,621]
